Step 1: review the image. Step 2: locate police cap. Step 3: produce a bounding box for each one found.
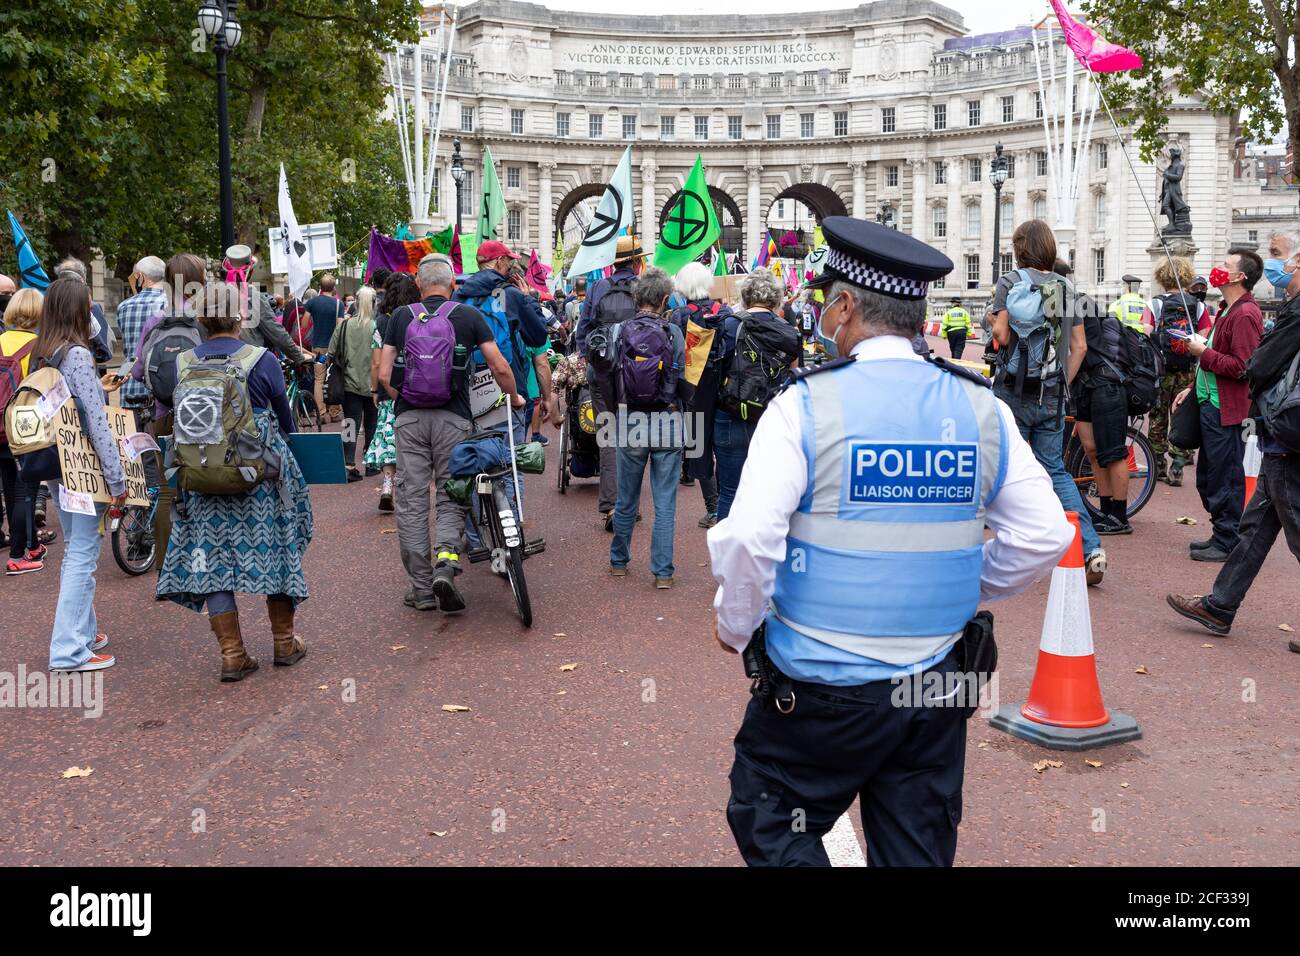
[808,216,953,301]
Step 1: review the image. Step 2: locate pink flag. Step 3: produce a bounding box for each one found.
[525,250,552,294]
[1048,0,1142,73]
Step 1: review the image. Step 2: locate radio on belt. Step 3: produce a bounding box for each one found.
[848,441,979,505]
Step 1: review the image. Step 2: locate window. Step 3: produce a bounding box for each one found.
[555,112,570,137]
[1002,95,1014,123]
[461,107,474,132]
[458,171,475,218]
[1036,151,1048,176]
[880,107,895,133]
[728,115,742,140]
[766,114,781,139]
[694,75,709,91]
[660,115,675,139]
[555,71,571,86]
[967,100,981,126]
[1094,249,1105,286]
[1034,91,1043,119]
[965,254,981,289]
[623,114,638,139]
[695,116,709,141]
[1000,200,1014,235]
[836,69,849,85]
[966,202,981,238]
[1097,142,1109,170]
[728,74,743,90]
[431,166,440,213]
[589,114,603,138]
[768,73,781,89]
[510,108,524,135]
[932,204,947,239]
[1248,229,1259,244]
[834,111,849,137]
[507,166,521,189]
[507,208,521,242]
[938,58,951,76]
[800,113,814,138]
[1069,249,1076,273]
[656,75,674,90]
[934,272,946,289]
[969,158,982,183]
[801,71,816,88]
[1032,196,1047,220]
[1000,252,1013,275]
[933,160,947,185]
[1005,155,1016,179]
[621,74,637,89]
[777,200,785,218]
[933,104,947,130]
[1094,196,1106,230]
[886,165,899,188]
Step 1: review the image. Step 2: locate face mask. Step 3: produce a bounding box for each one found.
[1263,257,1297,292]
[1208,267,1234,289]
[1191,288,1207,303]
[814,295,843,357]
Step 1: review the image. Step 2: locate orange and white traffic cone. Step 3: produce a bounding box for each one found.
[990,512,1142,751]
[1243,433,1262,511]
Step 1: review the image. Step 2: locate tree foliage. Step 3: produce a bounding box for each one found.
[1083,0,1295,164]
[0,0,418,281]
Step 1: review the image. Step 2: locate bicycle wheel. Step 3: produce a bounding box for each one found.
[1065,425,1156,522]
[491,484,532,627]
[556,415,570,494]
[111,505,156,576]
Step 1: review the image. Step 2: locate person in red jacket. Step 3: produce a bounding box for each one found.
[1172,250,1265,561]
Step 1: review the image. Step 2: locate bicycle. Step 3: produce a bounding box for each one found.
[110,483,161,576]
[1063,414,1156,523]
[282,358,323,432]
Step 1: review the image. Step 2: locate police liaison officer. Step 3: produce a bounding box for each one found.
[708,217,1074,866]
[940,296,973,359]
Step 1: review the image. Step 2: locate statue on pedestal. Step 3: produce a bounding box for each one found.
[1159,146,1193,236]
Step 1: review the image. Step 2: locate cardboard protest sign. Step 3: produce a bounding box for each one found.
[468,367,509,429]
[53,404,149,506]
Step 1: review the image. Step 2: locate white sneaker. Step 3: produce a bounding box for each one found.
[1086,549,1107,587]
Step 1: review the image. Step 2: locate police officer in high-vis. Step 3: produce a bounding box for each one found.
[940,296,973,358]
[708,218,1073,867]
[1110,274,1148,332]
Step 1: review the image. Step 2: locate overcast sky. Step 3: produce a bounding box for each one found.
[534,0,1047,34]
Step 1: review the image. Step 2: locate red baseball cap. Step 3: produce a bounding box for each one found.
[476,240,520,262]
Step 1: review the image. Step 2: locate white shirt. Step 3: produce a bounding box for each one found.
[707,335,1074,651]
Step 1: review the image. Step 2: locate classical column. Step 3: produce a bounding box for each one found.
[538,161,556,265]
[746,160,763,265]
[640,156,657,247]
[850,161,867,219]
[907,156,927,237]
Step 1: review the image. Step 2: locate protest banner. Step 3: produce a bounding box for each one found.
[53,404,149,506]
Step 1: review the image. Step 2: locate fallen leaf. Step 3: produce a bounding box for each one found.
[553,632,566,637]
[317,684,329,690]
[697,562,707,567]
[556,690,567,696]
[1176,516,1198,525]
[656,617,664,622]
[1135,665,1149,675]
[380,528,396,534]
[61,767,93,779]
[429,830,448,837]
[559,663,578,672]
[441,704,471,713]
[1033,759,1064,773]
[1201,643,1214,649]
[1280,623,1295,633]
[1085,759,1103,768]
[1120,782,1130,789]
[977,741,989,749]
[390,645,407,651]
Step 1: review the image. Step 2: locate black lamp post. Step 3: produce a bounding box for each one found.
[450,138,466,235]
[198,1,242,252]
[876,203,896,230]
[990,142,1009,285]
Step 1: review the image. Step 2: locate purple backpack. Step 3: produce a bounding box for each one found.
[616,315,676,406]
[402,302,457,407]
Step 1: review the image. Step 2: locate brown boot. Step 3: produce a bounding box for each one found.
[268,597,307,666]
[210,610,258,682]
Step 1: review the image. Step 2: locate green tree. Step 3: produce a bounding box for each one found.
[1084,0,1296,164]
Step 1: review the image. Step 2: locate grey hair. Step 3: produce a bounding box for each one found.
[633,267,673,310]
[134,256,166,282]
[55,257,88,282]
[674,261,714,301]
[416,256,454,292]
[828,280,926,338]
[1273,228,1300,257]
[740,268,784,310]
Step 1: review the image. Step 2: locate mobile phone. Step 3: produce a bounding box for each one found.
[1166,329,1191,340]
[115,359,133,381]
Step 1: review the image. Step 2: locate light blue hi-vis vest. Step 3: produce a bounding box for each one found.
[767,358,1008,685]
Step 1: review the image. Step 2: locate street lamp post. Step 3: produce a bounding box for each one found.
[197,1,242,252]
[876,203,896,231]
[990,142,1009,287]
[450,138,465,235]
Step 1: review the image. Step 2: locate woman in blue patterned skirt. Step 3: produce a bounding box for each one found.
[157,282,313,682]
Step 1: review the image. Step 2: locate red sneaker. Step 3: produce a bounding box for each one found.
[54,653,115,673]
[5,556,43,576]
[92,633,109,652]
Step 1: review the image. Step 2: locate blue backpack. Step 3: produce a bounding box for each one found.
[465,289,524,379]
[998,269,1068,395]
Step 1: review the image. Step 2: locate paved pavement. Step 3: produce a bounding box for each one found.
[2,343,1296,866]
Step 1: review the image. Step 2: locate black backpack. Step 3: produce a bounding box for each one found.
[1258,348,1300,453]
[1154,293,1198,373]
[718,316,801,422]
[1097,317,1162,416]
[585,277,637,368]
[140,314,203,406]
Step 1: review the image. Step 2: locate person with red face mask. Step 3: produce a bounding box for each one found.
[1171,250,1265,561]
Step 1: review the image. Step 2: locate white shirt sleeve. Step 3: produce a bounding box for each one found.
[980,398,1075,600]
[706,385,808,652]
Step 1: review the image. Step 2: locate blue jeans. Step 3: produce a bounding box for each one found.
[996,385,1102,557]
[49,487,106,670]
[611,426,683,579]
[714,409,755,521]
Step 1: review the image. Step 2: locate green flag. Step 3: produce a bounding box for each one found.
[430,223,456,254]
[655,154,720,276]
[478,146,507,241]
[713,246,727,276]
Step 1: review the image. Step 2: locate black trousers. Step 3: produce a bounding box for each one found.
[1207,452,1300,619]
[341,390,378,468]
[727,648,966,867]
[946,331,967,359]
[0,450,37,558]
[1195,400,1246,551]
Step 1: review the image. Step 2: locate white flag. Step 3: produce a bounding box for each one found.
[278,163,311,300]
[567,146,634,276]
